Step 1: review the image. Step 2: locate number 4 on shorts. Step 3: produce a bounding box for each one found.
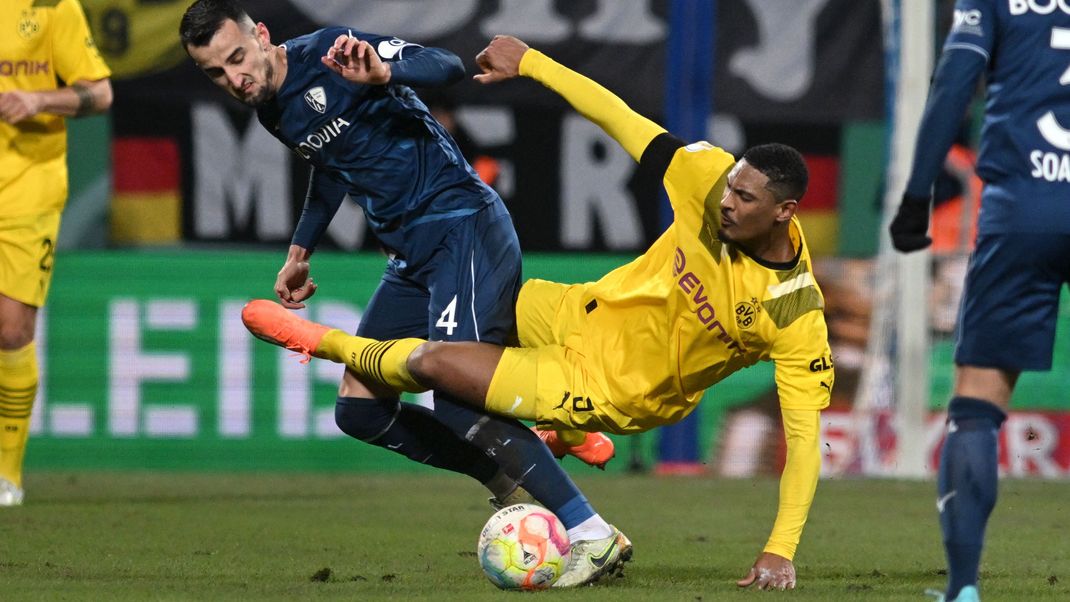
[436,295,459,335]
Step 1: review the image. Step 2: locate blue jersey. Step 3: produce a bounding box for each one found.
[909,0,1070,233]
[256,27,502,268]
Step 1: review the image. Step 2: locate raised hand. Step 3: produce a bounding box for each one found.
[474,35,529,84]
[321,34,391,85]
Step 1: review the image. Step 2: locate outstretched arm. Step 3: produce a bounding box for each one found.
[737,408,821,591]
[475,35,664,162]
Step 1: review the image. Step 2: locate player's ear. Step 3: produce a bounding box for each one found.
[775,199,798,223]
[255,22,272,48]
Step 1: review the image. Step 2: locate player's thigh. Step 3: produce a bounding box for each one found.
[357,271,430,340]
[955,232,1070,371]
[426,209,522,345]
[0,211,59,311]
[487,344,621,433]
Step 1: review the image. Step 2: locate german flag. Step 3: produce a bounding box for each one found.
[795,155,839,257]
[110,137,181,244]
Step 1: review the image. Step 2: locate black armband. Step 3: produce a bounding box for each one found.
[638,132,686,180]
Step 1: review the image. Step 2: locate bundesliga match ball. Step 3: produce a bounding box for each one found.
[477,503,571,590]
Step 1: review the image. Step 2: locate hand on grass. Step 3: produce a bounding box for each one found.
[737,552,796,591]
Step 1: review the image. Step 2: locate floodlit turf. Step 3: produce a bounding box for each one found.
[0,473,1067,600]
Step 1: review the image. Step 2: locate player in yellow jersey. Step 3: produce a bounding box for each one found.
[242,35,832,590]
[0,0,112,506]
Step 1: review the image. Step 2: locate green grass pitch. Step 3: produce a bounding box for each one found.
[0,473,1067,600]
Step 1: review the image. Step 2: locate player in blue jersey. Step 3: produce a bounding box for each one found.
[179,0,629,586]
[889,2,1070,601]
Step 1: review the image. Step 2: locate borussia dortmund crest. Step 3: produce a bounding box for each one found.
[735,300,758,329]
[18,11,40,40]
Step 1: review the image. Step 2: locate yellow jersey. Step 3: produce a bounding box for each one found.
[579,144,833,430]
[518,48,830,561]
[0,0,111,217]
[520,50,833,432]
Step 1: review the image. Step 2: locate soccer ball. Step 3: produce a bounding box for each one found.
[477,503,571,590]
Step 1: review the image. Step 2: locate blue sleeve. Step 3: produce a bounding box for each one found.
[903,0,995,197]
[291,168,348,250]
[387,46,465,88]
[344,29,464,88]
[943,0,996,57]
[903,48,987,197]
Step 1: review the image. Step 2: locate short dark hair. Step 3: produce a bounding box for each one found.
[180,0,252,48]
[742,143,808,203]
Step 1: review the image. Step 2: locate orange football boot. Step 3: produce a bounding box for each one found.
[241,299,331,362]
[534,428,616,470]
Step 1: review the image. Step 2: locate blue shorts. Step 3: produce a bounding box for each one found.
[954,232,1070,371]
[357,204,521,346]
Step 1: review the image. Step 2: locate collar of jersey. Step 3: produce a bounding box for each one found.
[733,236,802,272]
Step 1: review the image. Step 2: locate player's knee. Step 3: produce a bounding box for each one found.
[406,341,447,389]
[0,321,34,350]
[335,397,397,442]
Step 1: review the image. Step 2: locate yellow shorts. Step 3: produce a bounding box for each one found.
[485,278,632,434]
[0,210,62,307]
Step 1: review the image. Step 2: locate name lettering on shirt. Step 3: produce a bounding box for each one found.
[673,247,742,352]
[295,117,351,160]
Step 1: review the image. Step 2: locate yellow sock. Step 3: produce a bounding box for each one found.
[316,330,427,393]
[557,428,586,447]
[0,342,37,488]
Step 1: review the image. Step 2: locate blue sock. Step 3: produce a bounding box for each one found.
[335,396,498,483]
[432,395,596,529]
[938,396,1006,600]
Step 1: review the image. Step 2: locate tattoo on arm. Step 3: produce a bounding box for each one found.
[72,84,95,117]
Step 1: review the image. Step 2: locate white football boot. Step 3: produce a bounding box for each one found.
[0,477,24,507]
[552,526,632,587]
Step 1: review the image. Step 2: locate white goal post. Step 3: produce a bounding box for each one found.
[853,0,934,478]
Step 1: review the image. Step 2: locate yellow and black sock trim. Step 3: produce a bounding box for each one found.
[358,340,401,385]
[0,383,35,419]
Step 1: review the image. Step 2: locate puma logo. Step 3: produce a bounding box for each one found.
[507,396,523,414]
[554,391,571,411]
